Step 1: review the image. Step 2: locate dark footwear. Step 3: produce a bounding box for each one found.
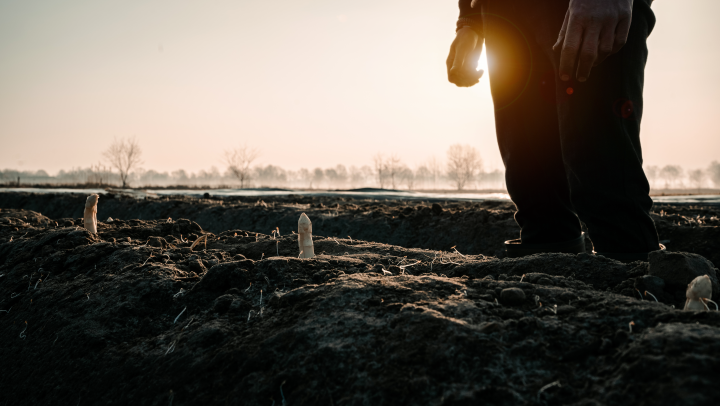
[504,233,586,258]
[594,244,666,263]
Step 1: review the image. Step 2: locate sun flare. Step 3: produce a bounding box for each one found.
[477,43,488,74]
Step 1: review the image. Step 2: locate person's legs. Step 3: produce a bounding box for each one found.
[482,2,582,246]
[528,0,660,256]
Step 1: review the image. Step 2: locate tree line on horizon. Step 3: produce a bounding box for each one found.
[2,137,720,191]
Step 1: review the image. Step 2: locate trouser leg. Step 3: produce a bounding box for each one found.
[482,4,582,244]
[530,0,660,253]
[484,0,659,254]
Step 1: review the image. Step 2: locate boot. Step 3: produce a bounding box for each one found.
[505,233,586,258]
[594,244,666,263]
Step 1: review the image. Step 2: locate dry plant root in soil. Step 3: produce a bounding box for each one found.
[0,193,719,405]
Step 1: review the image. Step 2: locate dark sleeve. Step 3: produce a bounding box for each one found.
[457,0,483,36]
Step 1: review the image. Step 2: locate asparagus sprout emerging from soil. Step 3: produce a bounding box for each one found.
[644,291,658,303]
[399,260,421,275]
[703,298,719,311]
[451,246,466,258]
[272,228,280,256]
[628,321,635,333]
[298,213,314,259]
[632,288,644,300]
[684,275,713,311]
[190,235,208,251]
[84,194,99,233]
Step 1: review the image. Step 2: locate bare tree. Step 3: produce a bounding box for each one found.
[325,165,348,188]
[349,165,373,188]
[87,163,112,185]
[103,137,143,188]
[688,169,705,191]
[224,145,260,188]
[659,165,683,189]
[414,165,431,189]
[297,168,312,188]
[373,153,386,188]
[312,168,325,189]
[426,156,442,189]
[708,161,720,188]
[386,154,403,189]
[644,165,659,189]
[402,166,415,190]
[446,144,482,190]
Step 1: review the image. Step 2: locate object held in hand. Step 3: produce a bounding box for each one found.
[84,194,99,233]
[298,213,314,259]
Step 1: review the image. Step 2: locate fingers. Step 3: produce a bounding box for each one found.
[459,44,485,85]
[612,15,631,54]
[451,36,472,72]
[557,2,633,80]
[575,28,600,82]
[553,10,570,51]
[470,0,480,8]
[449,60,483,87]
[448,28,481,87]
[558,15,583,81]
[446,44,456,77]
[594,27,615,66]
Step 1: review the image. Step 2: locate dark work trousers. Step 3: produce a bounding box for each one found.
[480,0,660,254]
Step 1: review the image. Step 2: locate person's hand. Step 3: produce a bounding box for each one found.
[553,0,633,82]
[447,27,484,87]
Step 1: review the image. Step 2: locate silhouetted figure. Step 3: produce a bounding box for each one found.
[448,0,660,261]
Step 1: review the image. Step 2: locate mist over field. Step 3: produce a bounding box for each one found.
[0,160,506,190]
[2,160,719,192]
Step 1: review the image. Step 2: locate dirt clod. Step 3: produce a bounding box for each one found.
[649,250,719,296]
[500,287,526,305]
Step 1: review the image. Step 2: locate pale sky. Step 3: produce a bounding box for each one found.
[1,0,718,175]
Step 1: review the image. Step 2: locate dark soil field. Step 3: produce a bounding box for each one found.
[1,192,719,405]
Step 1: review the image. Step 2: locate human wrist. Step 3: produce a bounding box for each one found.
[456,17,482,37]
